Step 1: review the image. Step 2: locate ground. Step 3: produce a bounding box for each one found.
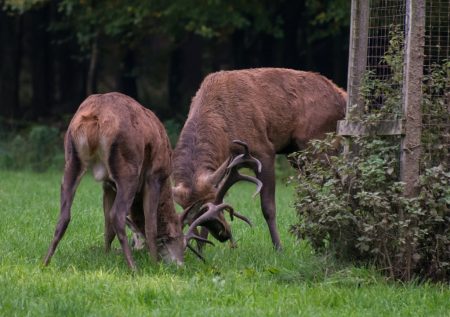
[0,170,449,316]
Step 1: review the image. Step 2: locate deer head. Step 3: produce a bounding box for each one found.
[174,140,262,258]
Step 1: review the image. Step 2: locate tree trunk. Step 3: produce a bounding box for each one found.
[167,45,182,117]
[0,11,22,120]
[281,0,302,69]
[117,48,138,99]
[28,6,51,120]
[86,34,99,96]
[332,31,349,88]
[179,34,203,115]
[232,30,249,69]
[166,34,204,118]
[50,1,85,115]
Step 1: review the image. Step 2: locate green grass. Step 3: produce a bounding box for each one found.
[0,169,449,316]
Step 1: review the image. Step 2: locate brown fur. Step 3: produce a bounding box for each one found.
[44,92,184,269]
[173,68,347,248]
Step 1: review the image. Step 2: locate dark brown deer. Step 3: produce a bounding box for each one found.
[43,92,184,269]
[173,68,347,250]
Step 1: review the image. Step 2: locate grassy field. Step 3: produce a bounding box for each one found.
[0,169,449,316]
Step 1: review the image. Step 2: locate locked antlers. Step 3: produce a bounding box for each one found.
[185,140,262,259]
[214,140,262,203]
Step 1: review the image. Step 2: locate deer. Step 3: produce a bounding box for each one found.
[172,68,347,251]
[43,92,185,269]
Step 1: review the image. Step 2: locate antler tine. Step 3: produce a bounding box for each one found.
[179,206,191,227]
[239,173,263,198]
[215,166,263,203]
[186,203,231,236]
[179,201,202,227]
[187,244,206,262]
[223,204,253,227]
[184,203,228,249]
[185,231,215,246]
[184,223,214,262]
[184,202,253,246]
[230,140,262,173]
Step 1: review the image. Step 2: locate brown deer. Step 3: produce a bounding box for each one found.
[43,92,184,269]
[173,68,347,250]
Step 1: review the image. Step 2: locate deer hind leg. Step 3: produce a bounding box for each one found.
[143,175,161,262]
[257,154,282,250]
[102,181,116,252]
[44,145,85,265]
[110,173,140,270]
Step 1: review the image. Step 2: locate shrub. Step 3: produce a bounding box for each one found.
[0,125,63,172]
[290,134,449,281]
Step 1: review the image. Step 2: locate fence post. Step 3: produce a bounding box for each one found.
[400,0,425,197]
[346,0,369,118]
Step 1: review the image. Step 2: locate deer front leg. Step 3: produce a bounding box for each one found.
[197,227,210,251]
[44,153,84,265]
[143,175,160,262]
[257,154,282,250]
[102,181,116,252]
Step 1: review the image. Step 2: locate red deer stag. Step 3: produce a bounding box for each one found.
[173,68,347,250]
[43,92,184,269]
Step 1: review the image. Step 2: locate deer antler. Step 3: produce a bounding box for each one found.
[228,140,262,172]
[214,140,263,203]
[184,140,262,257]
[184,203,252,255]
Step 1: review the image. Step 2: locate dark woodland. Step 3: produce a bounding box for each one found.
[0,0,350,127]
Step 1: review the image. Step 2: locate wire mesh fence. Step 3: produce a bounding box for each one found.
[342,0,449,191]
[422,0,449,170]
[365,0,406,116]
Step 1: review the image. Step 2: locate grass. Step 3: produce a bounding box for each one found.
[0,169,449,316]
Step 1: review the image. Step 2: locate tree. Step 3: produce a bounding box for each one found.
[0,0,351,123]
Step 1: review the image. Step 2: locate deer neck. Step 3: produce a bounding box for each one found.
[173,119,228,190]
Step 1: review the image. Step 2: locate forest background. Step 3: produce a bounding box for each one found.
[0,0,350,133]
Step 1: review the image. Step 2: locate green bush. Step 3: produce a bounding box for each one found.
[290,134,449,281]
[0,125,64,172]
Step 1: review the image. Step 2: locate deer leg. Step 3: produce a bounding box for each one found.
[111,176,139,270]
[190,227,210,253]
[143,175,160,262]
[102,181,116,252]
[257,154,282,250]
[44,154,85,265]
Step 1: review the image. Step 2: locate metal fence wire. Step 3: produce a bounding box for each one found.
[343,0,449,187]
[365,0,406,116]
[422,0,449,169]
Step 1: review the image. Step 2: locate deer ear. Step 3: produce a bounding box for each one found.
[172,184,190,206]
[204,158,231,188]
